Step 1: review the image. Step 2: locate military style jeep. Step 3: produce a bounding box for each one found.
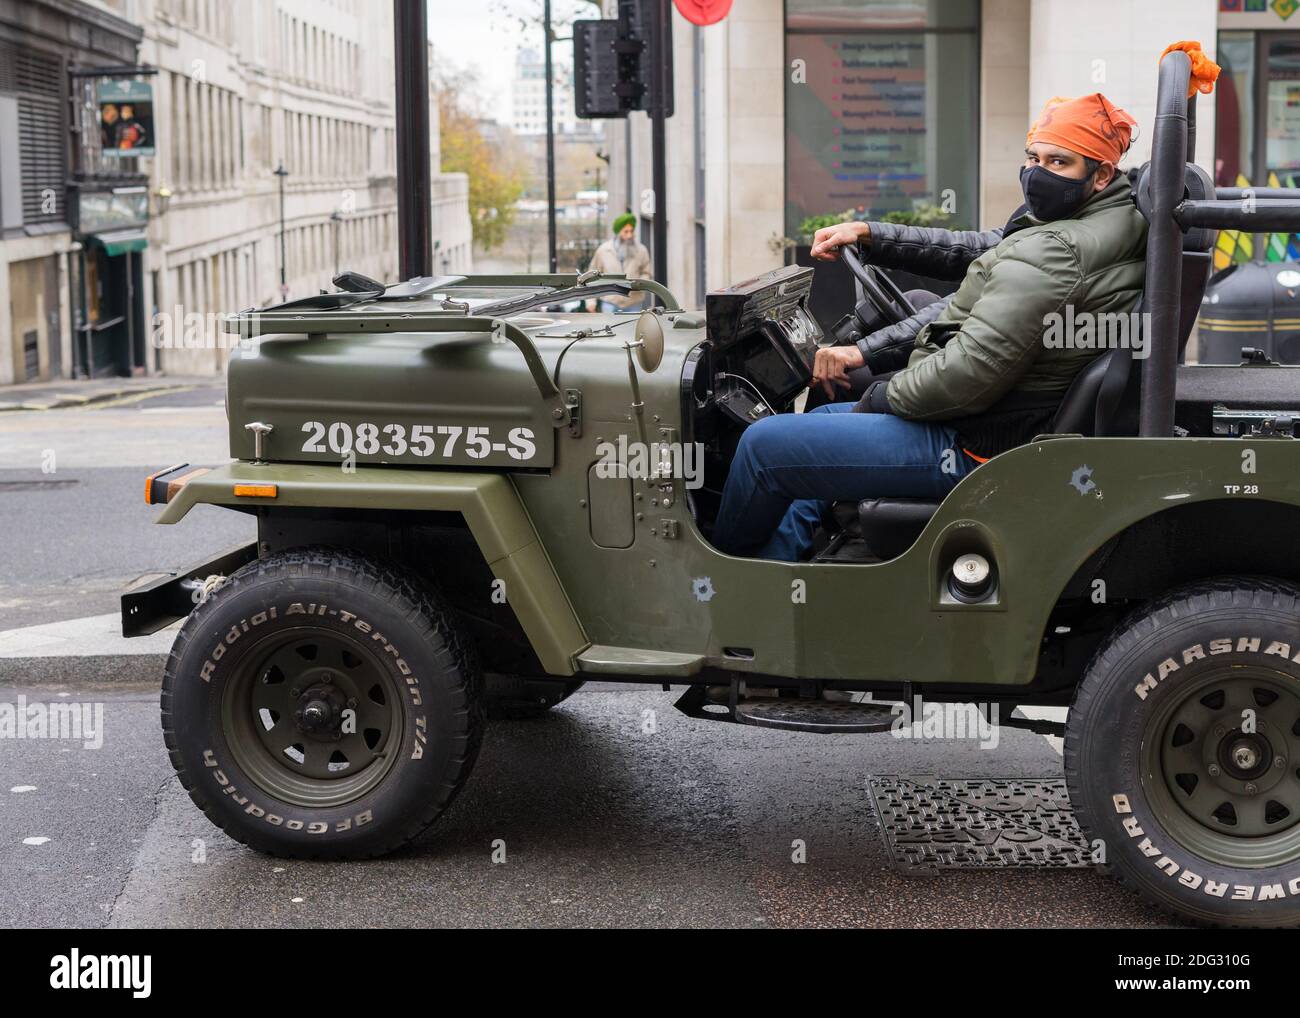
[124,53,1300,927]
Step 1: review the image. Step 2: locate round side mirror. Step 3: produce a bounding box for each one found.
[634,310,664,373]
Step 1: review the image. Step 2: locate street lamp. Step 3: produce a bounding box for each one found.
[330,210,343,276]
[590,150,609,237]
[273,162,289,300]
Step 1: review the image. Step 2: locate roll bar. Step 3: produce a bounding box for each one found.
[1141,50,1193,437]
[1142,49,1300,435]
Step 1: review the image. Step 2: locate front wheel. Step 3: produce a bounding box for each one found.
[162,549,483,858]
[1066,578,1300,927]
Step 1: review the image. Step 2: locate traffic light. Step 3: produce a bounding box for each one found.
[574,0,673,120]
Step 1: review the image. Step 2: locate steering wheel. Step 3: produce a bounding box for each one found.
[840,243,917,327]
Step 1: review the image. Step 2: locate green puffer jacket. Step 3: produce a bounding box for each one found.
[884,177,1149,431]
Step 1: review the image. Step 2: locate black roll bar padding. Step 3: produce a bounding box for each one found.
[1140,48,1192,438]
[1214,187,1300,200]
[1176,197,1300,233]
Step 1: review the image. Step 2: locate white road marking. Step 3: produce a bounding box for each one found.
[10,785,36,793]
[23,837,50,846]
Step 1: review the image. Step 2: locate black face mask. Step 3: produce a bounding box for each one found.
[1019,164,1094,221]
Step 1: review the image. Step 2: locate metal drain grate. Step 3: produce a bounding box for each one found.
[868,776,1092,871]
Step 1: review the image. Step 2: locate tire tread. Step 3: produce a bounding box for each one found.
[160,546,484,860]
[1065,575,1300,928]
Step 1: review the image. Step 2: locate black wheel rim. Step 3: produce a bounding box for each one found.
[223,629,403,808]
[1142,666,1300,868]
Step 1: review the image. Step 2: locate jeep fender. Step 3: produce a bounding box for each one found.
[155,463,588,675]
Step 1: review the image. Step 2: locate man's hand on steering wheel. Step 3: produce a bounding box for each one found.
[812,345,865,400]
[810,221,870,261]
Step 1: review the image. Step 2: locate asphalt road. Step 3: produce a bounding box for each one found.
[0,681,1178,929]
[0,385,251,629]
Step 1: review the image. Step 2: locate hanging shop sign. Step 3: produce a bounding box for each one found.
[96,79,155,157]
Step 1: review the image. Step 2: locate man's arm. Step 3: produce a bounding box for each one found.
[856,296,951,374]
[810,221,1004,281]
[879,233,1082,420]
[861,221,1005,281]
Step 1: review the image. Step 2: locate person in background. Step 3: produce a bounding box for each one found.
[115,104,147,151]
[587,212,653,312]
[99,103,119,150]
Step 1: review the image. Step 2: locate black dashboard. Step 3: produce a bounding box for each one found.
[702,265,822,423]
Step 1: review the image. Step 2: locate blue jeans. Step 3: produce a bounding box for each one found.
[712,403,976,561]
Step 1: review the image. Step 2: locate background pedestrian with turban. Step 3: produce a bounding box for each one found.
[587,211,653,310]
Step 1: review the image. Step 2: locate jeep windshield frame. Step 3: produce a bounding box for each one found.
[465,276,681,318]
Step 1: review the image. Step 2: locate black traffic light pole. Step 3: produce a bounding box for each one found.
[649,0,668,289]
[544,0,558,272]
[394,0,433,280]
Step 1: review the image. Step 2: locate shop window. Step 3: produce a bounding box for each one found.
[784,0,980,240]
[1215,30,1300,267]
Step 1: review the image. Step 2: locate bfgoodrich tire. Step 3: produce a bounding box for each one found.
[1066,578,1300,927]
[161,548,483,859]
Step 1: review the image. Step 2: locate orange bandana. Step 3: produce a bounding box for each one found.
[1026,93,1138,165]
[1160,40,1221,97]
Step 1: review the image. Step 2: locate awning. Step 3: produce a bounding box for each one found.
[88,228,147,256]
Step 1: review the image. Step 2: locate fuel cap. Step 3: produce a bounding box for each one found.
[949,553,993,603]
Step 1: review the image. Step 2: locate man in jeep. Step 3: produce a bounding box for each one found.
[712,86,1162,562]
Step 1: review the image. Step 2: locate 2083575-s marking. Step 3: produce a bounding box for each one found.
[299,420,538,460]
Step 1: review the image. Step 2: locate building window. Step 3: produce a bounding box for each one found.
[1214,29,1300,267]
[0,40,67,226]
[783,0,980,237]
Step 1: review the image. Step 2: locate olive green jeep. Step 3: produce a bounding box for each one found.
[123,52,1300,927]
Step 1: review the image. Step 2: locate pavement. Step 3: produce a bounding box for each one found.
[0,382,1177,928]
[0,613,180,684]
[0,375,212,413]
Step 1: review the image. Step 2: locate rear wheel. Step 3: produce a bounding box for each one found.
[1066,578,1300,927]
[162,549,483,858]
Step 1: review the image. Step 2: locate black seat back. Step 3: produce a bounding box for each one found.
[1047,246,1212,438]
[1049,347,1124,435]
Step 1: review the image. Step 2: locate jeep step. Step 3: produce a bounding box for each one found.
[734,697,898,734]
[674,685,898,734]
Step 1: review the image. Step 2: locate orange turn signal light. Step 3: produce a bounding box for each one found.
[233,483,278,498]
[145,463,207,505]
